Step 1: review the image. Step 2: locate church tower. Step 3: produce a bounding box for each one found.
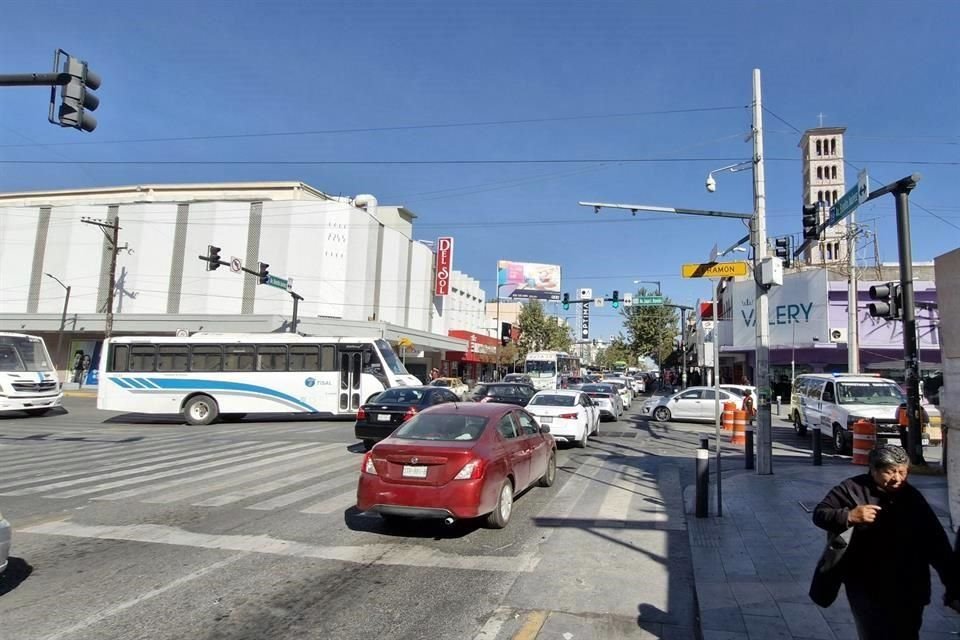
[799,126,847,265]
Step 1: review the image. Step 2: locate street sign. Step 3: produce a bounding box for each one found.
[594,297,604,308]
[857,169,869,204]
[623,293,634,307]
[266,275,288,290]
[286,277,294,292]
[580,301,590,339]
[229,257,242,273]
[635,295,664,305]
[579,288,592,301]
[829,171,869,225]
[681,262,749,278]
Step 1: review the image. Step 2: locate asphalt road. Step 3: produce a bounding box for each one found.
[0,396,711,640]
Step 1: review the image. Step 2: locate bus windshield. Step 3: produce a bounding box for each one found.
[525,360,556,377]
[0,335,54,372]
[375,339,410,376]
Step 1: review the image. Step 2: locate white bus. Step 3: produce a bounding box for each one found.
[523,351,581,391]
[0,332,63,416]
[97,334,422,425]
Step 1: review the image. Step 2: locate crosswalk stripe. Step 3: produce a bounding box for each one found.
[140,443,345,504]
[0,441,274,495]
[40,443,310,499]
[90,444,326,501]
[594,459,636,522]
[192,456,359,507]
[0,433,203,472]
[0,439,258,487]
[298,486,357,514]
[247,467,360,511]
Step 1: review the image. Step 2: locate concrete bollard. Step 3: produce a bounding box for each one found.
[699,433,710,450]
[775,395,781,416]
[745,422,755,470]
[812,423,822,466]
[695,447,709,518]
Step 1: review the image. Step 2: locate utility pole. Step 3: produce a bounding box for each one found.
[751,68,773,475]
[45,273,71,375]
[847,214,860,373]
[82,216,123,340]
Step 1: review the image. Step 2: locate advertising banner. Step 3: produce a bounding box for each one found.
[496,260,561,301]
[730,270,829,348]
[435,237,453,296]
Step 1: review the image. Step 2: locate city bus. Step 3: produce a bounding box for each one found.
[523,351,581,391]
[0,332,62,416]
[97,334,422,425]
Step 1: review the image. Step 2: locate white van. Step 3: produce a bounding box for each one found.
[789,373,908,454]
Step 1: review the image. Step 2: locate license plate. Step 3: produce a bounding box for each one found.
[377,414,391,422]
[539,416,553,423]
[402,465,428,478]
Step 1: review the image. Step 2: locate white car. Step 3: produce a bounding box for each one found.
[601,379,632,410]
[641,386,740,423]
[0,509,10,574]
[720,384,757,399]
[580,384,623,421]
[629,376,646,394]
[526,389,600,448]
[429,377,469,400]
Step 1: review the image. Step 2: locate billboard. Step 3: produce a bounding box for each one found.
[497,260,561,301]
[435,237,454,296]
[730,270,829,348]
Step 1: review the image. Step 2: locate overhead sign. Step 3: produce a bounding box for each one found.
[497,260,561,301]
[266,275,289,290]
[635,295,664,305]
[435,237,454,296]
[829,170,869,225]
[579,288,593,301]
[580,301,590,339]
[682,262,749,278]
[594,297,604,308]
[229,257,242,273]
[623,293,634,307]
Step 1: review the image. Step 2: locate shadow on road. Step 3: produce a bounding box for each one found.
[342,506,481,539]
[0,558,33,597]
[0,406,69,421]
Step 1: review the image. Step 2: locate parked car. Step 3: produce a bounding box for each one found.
[502,373,533,386]
[429,377,469,399]
[720,384,757,398]
[356,402,557,528]
[641,386,740,423]
[467,383,536,407]
[601,378,633,409]
[629,376,646,394]
[526,389,599,448]
[355,386,460,450]
[580,383,623,421]
[561,375,586,389]
[0,509,10,574]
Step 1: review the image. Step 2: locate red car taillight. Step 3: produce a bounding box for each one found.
[356,407,367,421]
[361,452,377,475]
[454,458,486,480]
[402,406,418,421]
[558,412,579,420]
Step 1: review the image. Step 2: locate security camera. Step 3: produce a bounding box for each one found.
[705,174,717,193]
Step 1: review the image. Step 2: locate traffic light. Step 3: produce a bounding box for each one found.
[205,245,222,271]
[611,290,620,309]
[802,203,819,240]
[501,322,512,346]
[868,282,901,320]
[562,292,570,310]
[57,54,101,132]
[258,262,270,285]
[773,236,791,269]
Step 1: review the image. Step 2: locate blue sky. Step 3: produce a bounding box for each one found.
[2,0,958,339]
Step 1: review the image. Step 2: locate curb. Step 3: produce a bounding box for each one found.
[63,390,97,398]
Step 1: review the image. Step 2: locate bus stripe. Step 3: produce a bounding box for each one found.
[144,378,319,413]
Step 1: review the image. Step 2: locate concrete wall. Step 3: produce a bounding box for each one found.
[934,248,960,527]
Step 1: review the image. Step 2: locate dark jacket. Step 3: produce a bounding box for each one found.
[812,474,953,606]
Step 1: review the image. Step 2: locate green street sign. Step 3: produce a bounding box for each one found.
[635,295,664,305]
[266,275,289,290]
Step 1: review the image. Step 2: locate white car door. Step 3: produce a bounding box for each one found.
[581,393,597,428]
[672,390,703,418]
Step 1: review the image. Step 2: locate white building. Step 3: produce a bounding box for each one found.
[0,181,472,380]
[444,270,488,336]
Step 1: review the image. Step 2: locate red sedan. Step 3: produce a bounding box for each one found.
[356,402,557,528]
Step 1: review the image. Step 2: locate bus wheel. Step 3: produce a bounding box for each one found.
[184,395,219,426]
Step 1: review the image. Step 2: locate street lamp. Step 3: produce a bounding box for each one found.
[45,273,71,378]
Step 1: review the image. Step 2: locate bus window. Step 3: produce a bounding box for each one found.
[157,346,189,372]
[289,345,319,371]
[223,346,255,372]
[110,344,129,372]
[319,345,337,371]
[257,345,287,372]
[129,345,157,372]
[191,345,222,372]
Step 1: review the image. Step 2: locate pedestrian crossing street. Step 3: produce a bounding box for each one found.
[0,427,364,515]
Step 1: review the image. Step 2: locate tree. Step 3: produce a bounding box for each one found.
[516,300,573,360]
[621,288,678,366]
[595,337,632,369]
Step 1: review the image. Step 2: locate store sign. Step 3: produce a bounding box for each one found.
[435,237,454,296]
[731,270,829,348]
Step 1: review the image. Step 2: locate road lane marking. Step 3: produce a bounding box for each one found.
[38,553,246,640]
[22,521,542,573]
[473,607,515,640]
[245,465,360,510]
[191,458,356,507]
[512,610,548,640]
[298,483,358,514]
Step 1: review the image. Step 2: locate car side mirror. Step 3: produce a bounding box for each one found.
[540,425,550,434]
[593,400,599,406]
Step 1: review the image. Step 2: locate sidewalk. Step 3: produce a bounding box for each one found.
[685,457,959,639]
[61,382,97,397]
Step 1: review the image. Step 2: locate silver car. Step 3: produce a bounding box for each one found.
[641,386,740,422]
[0,509,10,574]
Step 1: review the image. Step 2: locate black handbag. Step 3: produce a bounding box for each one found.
[809,526,854,607]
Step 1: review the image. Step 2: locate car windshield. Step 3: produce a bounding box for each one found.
[581,384,614,393]
[722,387,747,396]
[837,381,905,406]
[0,336,54,372]
[503,374,527,382]
[375,339,410,376]
[431,379,451,387]
[529,394,577,407]
[524,360,556,377]
[372,388,424,403]
[392,413,488,441]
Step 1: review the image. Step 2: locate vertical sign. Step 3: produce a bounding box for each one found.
[435,237,454,296]
[580,301,590,339]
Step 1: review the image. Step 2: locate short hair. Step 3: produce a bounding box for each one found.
[868,444,909,470]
